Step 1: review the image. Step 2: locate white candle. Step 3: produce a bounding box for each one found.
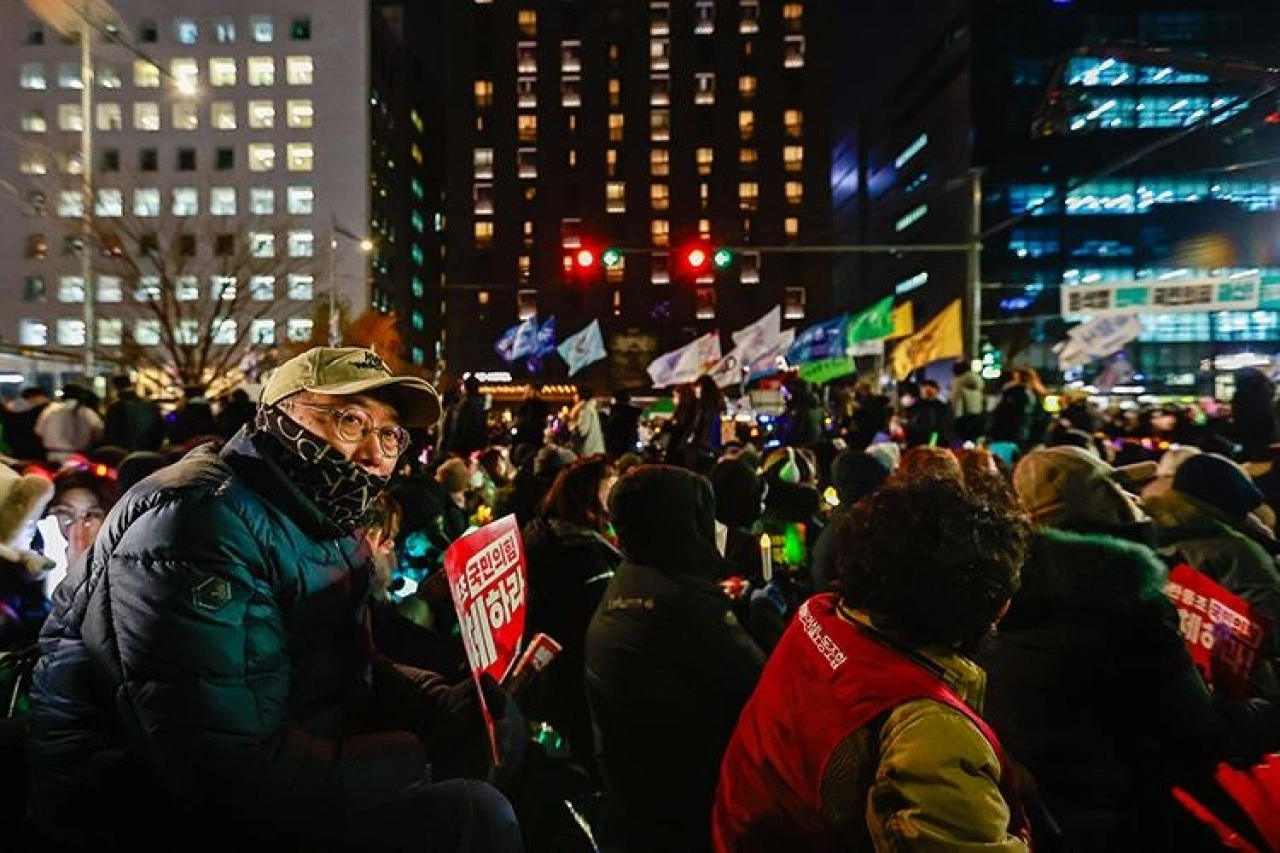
[759,533,773,583]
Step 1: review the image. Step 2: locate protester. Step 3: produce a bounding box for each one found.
[165,385,217,448]
[809,449,891,591]
[34,386,103,464]
[44,466,118,570]
[586,465,764,852]
[26,346,522,850]
[604,389,642,458]
[903,378,954,448]
[1143,452,1280,682]
[982,445,1280,849]
[568,386,605,457]
[513,384,551,448]
[951,361,987,443]
[2,388,50,462]
[440,375,489,459]
[1231,367,1280,462]
[215,387,258,439]
[989,369,1047,452]
[102,375,163,452]
[709,458,767,582]
[715,477,1033,851]
[521,455,621,781]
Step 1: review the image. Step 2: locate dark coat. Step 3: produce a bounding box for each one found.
[522,517,620,778]
[586,466,764,852]
[604,402,642,458]
[989,385,1039,446]
[442,395,488,457]
[25,432,438,845]
[979,528,1267,851]
[103,393,164,452]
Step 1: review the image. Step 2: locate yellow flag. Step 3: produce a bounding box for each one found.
[890,299,964,379]
[888,302,915,339]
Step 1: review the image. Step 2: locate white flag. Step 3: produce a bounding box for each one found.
[557,320,607,377]
[730,306,782,359]
[1067,313,1142,359]
[647,332,723,388]
[708,349,746,389]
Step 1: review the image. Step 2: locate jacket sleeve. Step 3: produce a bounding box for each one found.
[111,494,431,820]
[867,700,1030,853]
[677,588,765,709]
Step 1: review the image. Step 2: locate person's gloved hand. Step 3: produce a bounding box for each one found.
[750,580,788,617]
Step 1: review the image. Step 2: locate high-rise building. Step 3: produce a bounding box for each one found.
[844,0,1280,393]
[421,0,834,382]
[0,0,436,388]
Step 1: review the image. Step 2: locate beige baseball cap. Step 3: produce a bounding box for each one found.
[260,347,442,428]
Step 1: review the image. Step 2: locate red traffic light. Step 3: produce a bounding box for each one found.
[575,248,596,268]
[686,247,709,270]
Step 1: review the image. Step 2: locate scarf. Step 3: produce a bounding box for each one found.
[254,405,390,533]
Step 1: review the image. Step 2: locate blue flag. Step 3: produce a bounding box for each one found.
[787,314,850,364]
[495,316,539,363]
[534,316,557,356]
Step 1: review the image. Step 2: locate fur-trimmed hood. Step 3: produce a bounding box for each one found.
[1001,527,1169,628]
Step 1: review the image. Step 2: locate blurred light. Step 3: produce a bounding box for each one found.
[576,248,596,268]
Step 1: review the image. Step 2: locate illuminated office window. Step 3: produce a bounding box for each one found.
[784,145,804,172]
[695,73,715,105]
[651,184,670,211]
[606,182,626,214]
[696,147,714,176]
[286,56,313,85]
[475,80,494,108]
[210,58,237,87]
[651,149,670,176]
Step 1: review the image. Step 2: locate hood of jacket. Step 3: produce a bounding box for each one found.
[609,464,727,579]
[1002,528,1169,628]
[1143,489,1276,551]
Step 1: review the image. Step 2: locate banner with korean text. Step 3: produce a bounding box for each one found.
[1060,275,1260,318]
[444,514,528,760]
[1166,564,1268,700]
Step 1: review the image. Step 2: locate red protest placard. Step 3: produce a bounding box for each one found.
[444,514,528,761]
[1166,564,1269,700]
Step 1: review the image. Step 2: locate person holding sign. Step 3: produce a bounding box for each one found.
[983,446,1280,850]
[25,347,522,851]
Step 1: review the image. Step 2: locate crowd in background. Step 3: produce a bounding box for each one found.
[7,360,1280,850]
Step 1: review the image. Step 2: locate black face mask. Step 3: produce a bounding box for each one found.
[254,404,390,533]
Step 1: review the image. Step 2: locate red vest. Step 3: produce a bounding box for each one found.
[713,593,1027,852]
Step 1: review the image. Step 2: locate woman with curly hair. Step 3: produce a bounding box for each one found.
[715,476,1034,851]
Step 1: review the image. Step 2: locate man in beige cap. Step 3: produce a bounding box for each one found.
[25,347,523,851]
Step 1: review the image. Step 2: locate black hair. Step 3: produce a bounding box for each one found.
[836,477,1030,651]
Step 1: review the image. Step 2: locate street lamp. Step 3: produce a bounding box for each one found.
[327,217,374,347]
[27,1,121,379]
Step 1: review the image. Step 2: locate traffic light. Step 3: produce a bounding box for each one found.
[574,248,596,269]
[601,247,624,269]
[684,245,710,272]
[712,247,734,270]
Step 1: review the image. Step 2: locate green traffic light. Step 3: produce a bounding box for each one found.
[601,247,623,269]
[712,247,734,269]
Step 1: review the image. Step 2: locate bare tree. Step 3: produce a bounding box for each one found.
[89,205,312,392]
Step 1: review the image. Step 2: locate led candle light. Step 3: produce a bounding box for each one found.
[760,533,773,583]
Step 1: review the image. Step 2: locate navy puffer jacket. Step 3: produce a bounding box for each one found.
[25,430,431,844]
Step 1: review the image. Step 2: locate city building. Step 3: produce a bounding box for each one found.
[844,0,1280,394]
[420,0,834,383]
[0,0,437,391]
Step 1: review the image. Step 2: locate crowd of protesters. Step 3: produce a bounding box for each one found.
[6,356,1280,850]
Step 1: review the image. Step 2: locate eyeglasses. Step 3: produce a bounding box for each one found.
[49,505,105,532]
[287,402,409,457]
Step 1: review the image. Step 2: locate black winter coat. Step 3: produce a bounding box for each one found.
[585,557,764,852]
[522,517,620,778]
[25,432,439,845]
[979,528,1266,851]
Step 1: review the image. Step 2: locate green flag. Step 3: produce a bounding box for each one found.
[799,357,857,384]
[846,295,896,345]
